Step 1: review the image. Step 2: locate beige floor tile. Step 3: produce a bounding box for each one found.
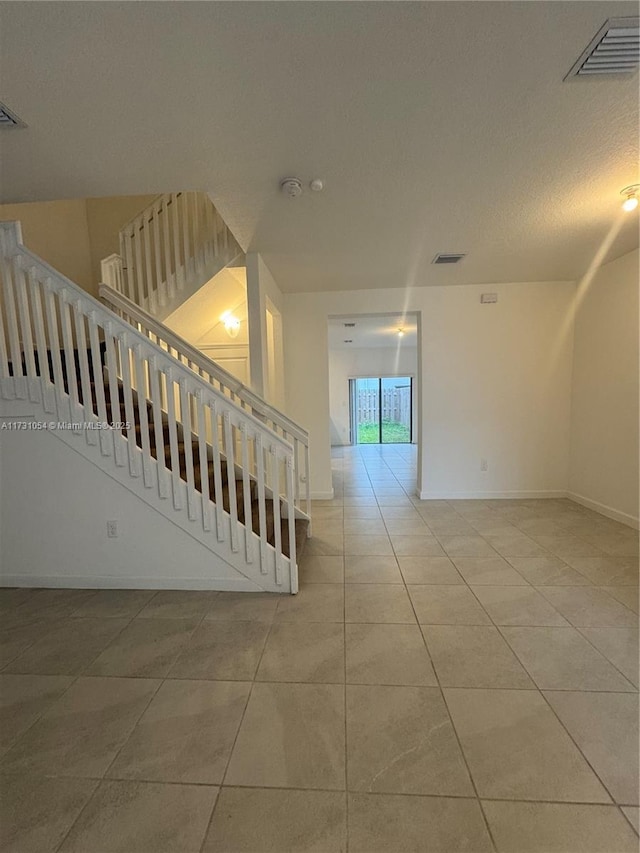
[108,679,250,784]
[545,691,639,805]
[136,590,217,619]
[423,625,534,688]
[169,621,269,680]
[310,506,344,521]
[204,592,279,622]
[299,556,345,584]
[390,535,445,556]
[537,586,637,627]
[444,687,610,802]
[0,674,74,754]
[437,535,497,557]
[88,618,197,678]
[383,519,432,536]
[506,556,592,585]
[343,506,382,520]
[3,618,128,676]
[343,518,385,535]
[381,506,422,521]
[376,495,414,507]
[305,534,344,556]
[533,535,605,558]
[346,624,436,686]
[0,676,159,778]
[343,496,378,507]
[485,535,548,557]
[601,585,639,614]
[471,585,568,626]
[225,682,345,789]
[453,556,529,585]
[203,787,346,852]
[346,684,473,795]
[12,589,96,621]
[483,801,638,853]
[0,587,33,612]
[345,584,416,624]
[58,779,217,853]
[0,774,99,853]
[562,557,639,586]
[344,535,394,556]
[276,583,344,622]
[257,622,345,683]
[408,585,492,625]
[344,555,402,584]
[501,626,636,691]
[579,627,639,686]
[348,793,493,852]
[622,806,639,834]
[0,618,61,670]
[70,589,154,619]
[398,556,464,585]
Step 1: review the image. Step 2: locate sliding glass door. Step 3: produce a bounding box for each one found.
[351,377,412,444]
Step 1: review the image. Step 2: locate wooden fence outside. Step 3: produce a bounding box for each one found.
[357,385,411,425]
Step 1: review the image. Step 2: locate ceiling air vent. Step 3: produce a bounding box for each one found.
[0,102,26,128]
[344,322,356,327]
[432,253,466,265]
[565,17,640,79]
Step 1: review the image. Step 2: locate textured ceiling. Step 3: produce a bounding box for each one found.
[0,1,638,293]
[328,315,418,350]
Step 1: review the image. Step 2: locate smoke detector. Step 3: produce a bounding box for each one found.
[280,177,303,198]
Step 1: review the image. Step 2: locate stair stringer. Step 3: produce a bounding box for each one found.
[0,384,295,594]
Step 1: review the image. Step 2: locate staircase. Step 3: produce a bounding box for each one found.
[101,192,243,321]
[0,221,310,593]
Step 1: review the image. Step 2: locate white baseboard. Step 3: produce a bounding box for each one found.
[566,492,639,530]
[310,489,335,500]
[0,575,285,592]
[418,490,567,500]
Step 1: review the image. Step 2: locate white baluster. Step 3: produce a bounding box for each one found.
[164,367,183,510]
[13,257,39,402]
[223,410,239,552]
[148,355,169,499]
[195,391,212,532]
[87,312,111,457]
[240,423,254,563]
[179,377,197,521]
[71,301,98,446]
[286,454,297,592]
[271,446,283,585]
[103,321,126,466]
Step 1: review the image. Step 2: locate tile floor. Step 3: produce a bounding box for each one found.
[0,444,638,852]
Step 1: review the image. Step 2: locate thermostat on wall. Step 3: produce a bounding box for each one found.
[480,293,498,304]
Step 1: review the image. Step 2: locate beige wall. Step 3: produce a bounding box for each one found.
[0,195,157,298]
[0,199,93,291]
[85,195,157,292]
[569,249,639,526]
[284,281,575,499]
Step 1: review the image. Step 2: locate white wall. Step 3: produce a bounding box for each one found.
[568,249,639,526]
[284,282,575,499]
[0,426,259,589]
[329,346,418,445]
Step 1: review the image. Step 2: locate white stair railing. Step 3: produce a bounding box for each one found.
[101,192,242,317]
[99,283,312,520]
[0,221,302,592]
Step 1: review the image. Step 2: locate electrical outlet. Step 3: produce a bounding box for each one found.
[106,520,118,538]
[480,458,488,472]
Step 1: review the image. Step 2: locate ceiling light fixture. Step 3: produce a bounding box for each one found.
[221,311,241,338]
[397,329,405,337]
[621,184,640,212]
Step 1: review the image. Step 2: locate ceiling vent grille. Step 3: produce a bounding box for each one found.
[0,102,26,128]
[432,253,465,265]
[344,322,356,327]
[565,17,639,78]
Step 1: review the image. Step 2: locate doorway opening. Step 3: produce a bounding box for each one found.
[350,376,413,444]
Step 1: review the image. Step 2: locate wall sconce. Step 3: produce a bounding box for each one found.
[221,311,241,338]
